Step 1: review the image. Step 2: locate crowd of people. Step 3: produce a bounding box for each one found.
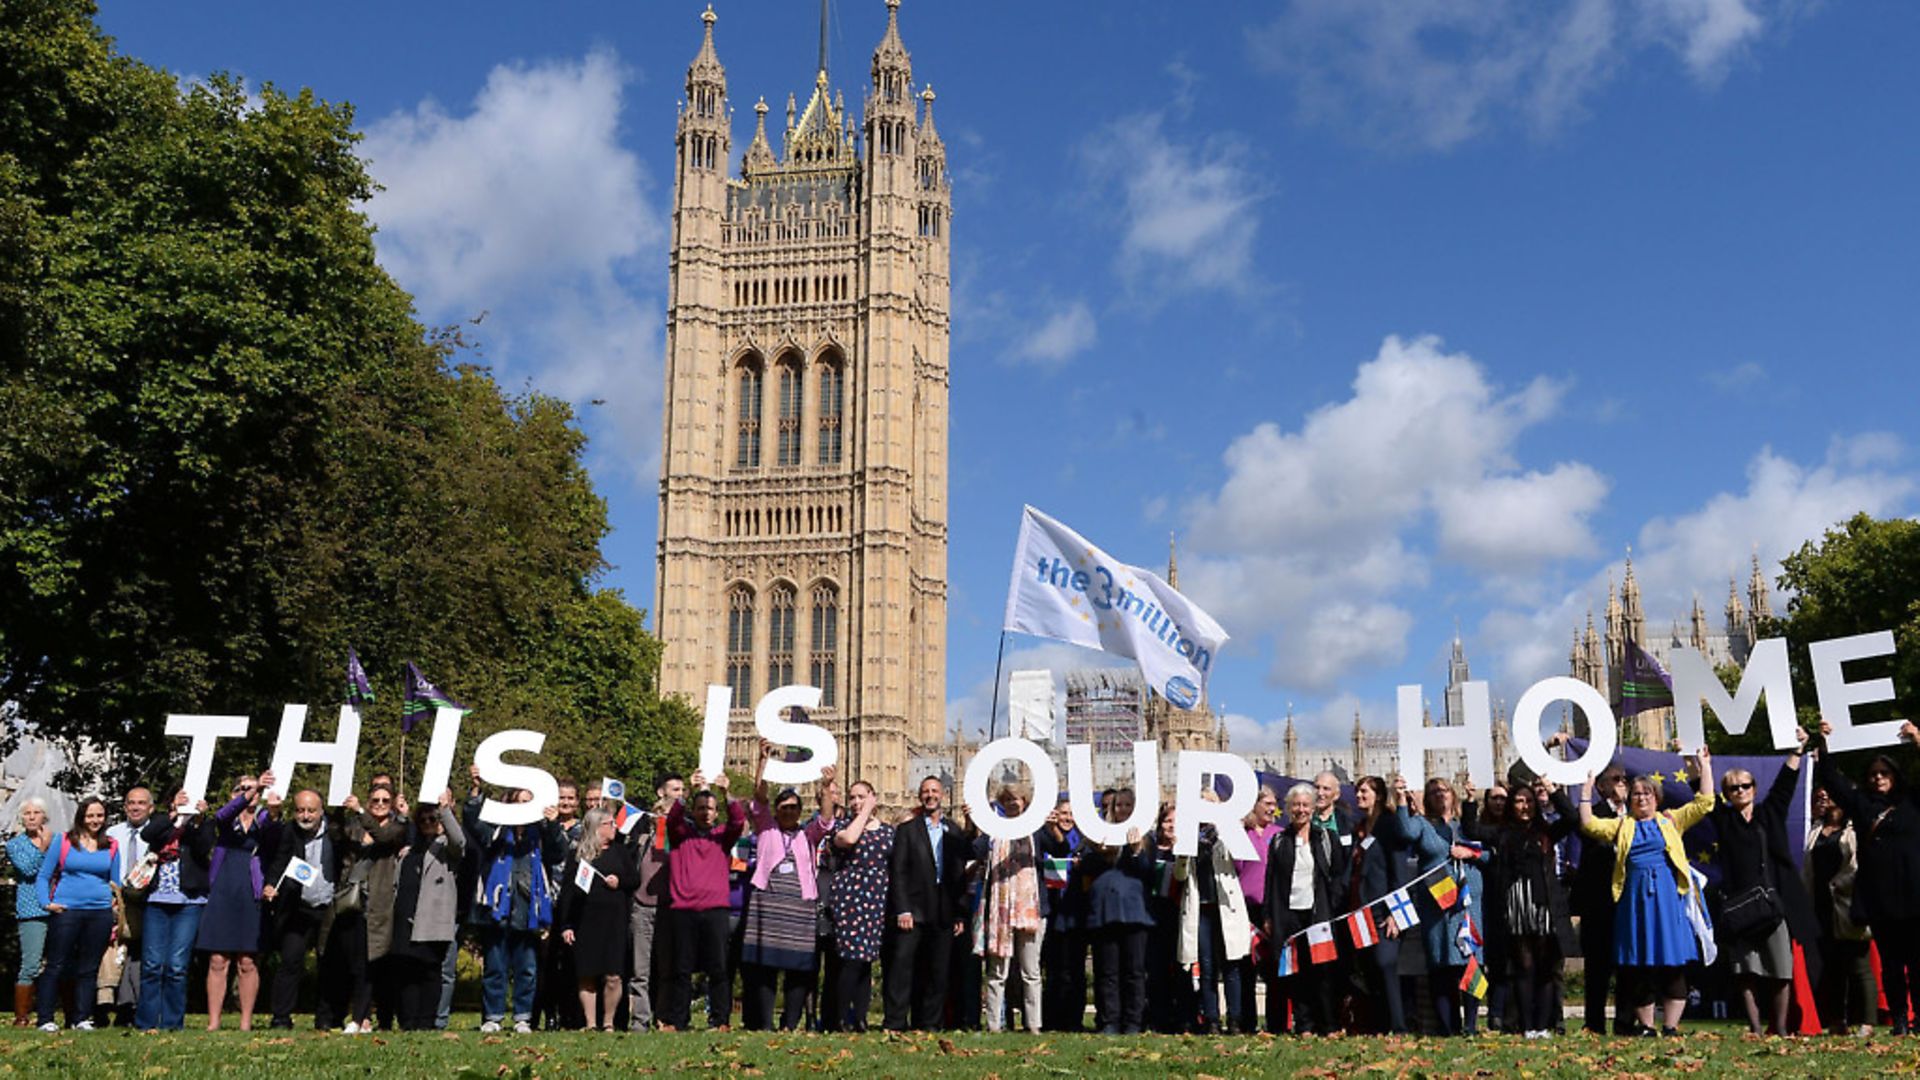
[5,720,1918,1038]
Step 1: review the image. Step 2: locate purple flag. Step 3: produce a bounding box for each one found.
[1619,640,1675,718]
[402,661,466,734]
[346,647,375,707]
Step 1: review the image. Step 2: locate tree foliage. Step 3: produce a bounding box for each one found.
[1768,512,1920,736]
[0,0,697,795]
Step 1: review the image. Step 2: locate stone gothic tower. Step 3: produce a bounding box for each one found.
[655,1,951,800]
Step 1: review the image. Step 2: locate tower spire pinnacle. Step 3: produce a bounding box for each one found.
[1166,531,1178,589]
[819,0,830,77]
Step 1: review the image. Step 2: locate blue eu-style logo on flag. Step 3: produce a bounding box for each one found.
[289,860,317,885]
[1164,676,1199,709]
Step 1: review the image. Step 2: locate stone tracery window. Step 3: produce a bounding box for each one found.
[810,582,838,709]
[775,354,803,467]
[734,357,763,470]
[768,583,796,693]
[817,356,844,466]
[727,585,755,706]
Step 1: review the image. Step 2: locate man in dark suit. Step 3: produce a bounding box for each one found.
[883,776,969,1031]
[262,788,350,1030]
[1569,754,1631,1035]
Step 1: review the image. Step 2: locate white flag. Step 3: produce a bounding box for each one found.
[1002,506,1228,708]
[573,860,597,894]
[281,857,319,887]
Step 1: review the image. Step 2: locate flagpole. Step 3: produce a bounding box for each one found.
[985,631,1009,742]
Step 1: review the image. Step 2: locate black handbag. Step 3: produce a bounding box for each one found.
[1718,817,1783,941]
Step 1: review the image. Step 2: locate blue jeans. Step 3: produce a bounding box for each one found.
[37,908,114,1026]
[136,903,204,1030]
[1195,905,1229,1030]
[480,926,540,1023]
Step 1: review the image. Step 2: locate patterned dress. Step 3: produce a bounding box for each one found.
[828,819,894,963]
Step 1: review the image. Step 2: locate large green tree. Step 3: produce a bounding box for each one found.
[0,0,697,795]
[1768,512,1920,735]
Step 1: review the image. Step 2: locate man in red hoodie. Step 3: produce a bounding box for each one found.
[659,770,746,1031]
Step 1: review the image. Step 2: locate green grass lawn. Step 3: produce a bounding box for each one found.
[2,1025,1917,1078]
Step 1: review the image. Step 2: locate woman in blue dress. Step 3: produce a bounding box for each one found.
[196,771,277,1031]
[1578,747,1714,1036]
[1393,775,1487,1036]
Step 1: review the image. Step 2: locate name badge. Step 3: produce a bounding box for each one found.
[1339,834,1353,847]
[776,860,797,875]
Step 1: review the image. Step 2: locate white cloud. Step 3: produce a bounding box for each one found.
[1479,434,1918,691]
[1703,360,1767,393]
[360,50,665,477]
[1434,463,1610,568]
[1180,334,1602,692]
[1080,112,1266,295]
[1009,301,1098,368]
[1248,0,1780,150]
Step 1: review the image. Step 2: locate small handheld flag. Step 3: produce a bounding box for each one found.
[1305,921,1338,966]
[1042,854,1074,887]
[600,778,626,804]
[1154,856,1178,898]
[346,648,375,707]
[730,833,754,873]
[616,802,646,835]
[1460,954,1489,999]
[1346,907,1379,950]
[1428,874,1460,910]
[573,861,597,893]
[1275,939,1298,978]
[1385,888,1422,931]
[281,857,319,886]
[402,662,467,734]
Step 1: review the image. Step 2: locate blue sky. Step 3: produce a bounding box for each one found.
[97,1,1920,749]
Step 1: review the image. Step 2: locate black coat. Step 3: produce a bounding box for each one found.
[1818,750,1920,929]
[139,814,216,898]
[1708,758,1819,954]
[1263,825,1344,938]
[887,813,969,927]
[1345,808,1408,908]
[262,816,354,930]
[1571,798,1624,921]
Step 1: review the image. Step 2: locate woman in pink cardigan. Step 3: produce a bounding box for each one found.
[739,740,837,1031]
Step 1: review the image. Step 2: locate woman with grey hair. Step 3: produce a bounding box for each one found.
[6,798,53,1025]
[556,806,639,1031]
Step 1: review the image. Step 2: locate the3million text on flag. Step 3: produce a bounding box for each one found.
[1002,505,1229,709]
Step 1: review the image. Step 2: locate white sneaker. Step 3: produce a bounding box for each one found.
[342,1021,360,1035]
[479,1020,502,1033]
[513,1020,532,1034]
[73,1020,95,1031]
[37,1021,58,1033]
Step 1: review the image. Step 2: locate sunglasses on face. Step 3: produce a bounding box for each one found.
[1869,772,1895,781]
[1726,782,1755,793]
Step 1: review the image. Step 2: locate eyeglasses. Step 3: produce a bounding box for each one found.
[370,796,392,805]
[1725,781,1755,793]
[1630,790,1657,799]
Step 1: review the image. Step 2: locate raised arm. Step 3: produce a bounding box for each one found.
[1671,748,1716,832]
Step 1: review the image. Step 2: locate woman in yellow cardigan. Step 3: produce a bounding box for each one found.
[1579,746,1714,1036]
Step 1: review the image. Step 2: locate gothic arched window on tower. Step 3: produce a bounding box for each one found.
[810,583,838,709]
[727,585,755,707]
[734,358,763,470]
[768,583,796,693]
[776,355,803,467]
[817,356,844,466]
